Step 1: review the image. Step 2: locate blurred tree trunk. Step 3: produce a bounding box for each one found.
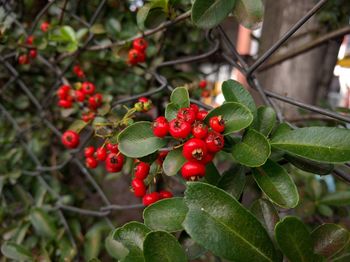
[257,0,341,118]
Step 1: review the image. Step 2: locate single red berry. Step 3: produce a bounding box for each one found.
[61,130,80,149]
[196,110,208,121]
[106,143,119,153]
[81,81,95,95]
[128,48,143,65]
[138,97,149,103]
[157,151,168,165]
[74,90,85,102]
[190,104,199,114]
[199,80,207,89]
[183,138,207,162]
[153,117,169,138]
[96,147,107,161]
[201,90,210,98]
[142,192,160,206]
[84,146,95,158]
[133,38,148,52]
[132,179,147,197]
[82,112,95,122]
[40,21,50,32]
[181,161,206,181]
[200,152,215,164]
[105,153,124,172]
[86,157,98,169]
[57,85,71,100]
[18,54,29,65]
[88,93,103,109]
[205,131,224,153]
[29,49,37,59]
[58,99,73,108]
[209,115,225,133]
[192,122,208,139]
[177,107,196,124]
[169,119,191,139]
[26,35,34,45]
[134,162,150,180]
[159,190,173,199]
[138,51,146,63]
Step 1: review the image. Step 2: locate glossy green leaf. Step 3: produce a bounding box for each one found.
[271,123,292,138]
[165,102,180,121]
[205,102,253,135]
[217,165,246,199]
[118,122,168,158]
[163,148,186,176]
[143,198,188,232]
[112,222,151,262]
[311,224,349,258]
[233,0,264,29]
[253,160,299,208]
[67,119,88,133]
[222,79,256,115]
[60,26,77,42]
[143,231,187,262]
[250,199,279,242]
[191,0,236,29]
[285,154,334,175]
[29,208,57,239]
[319,192,350,206]
[232,129,271,167]
[204,162,221,185]
[105,232,128,260]
[275,216,321,262]
[254,106,276,136]
[183,182,278,261]
[1,242,33,261]
[170,87,190,108]
[271,127,350,163]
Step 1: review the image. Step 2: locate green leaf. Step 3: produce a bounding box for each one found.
[118,122,168,158]
[143,231,187,262]
[311,224,349,258]
[165,102,180,121]
[253,106,276,136]
[170,87,190,108]
[84,223,107,260]
[250,199,279,242]
[29,208,57,239]
[319,192,350,206]
[59,237,77,261]
[143,198,188,232]
[217,165,246,199]
[204,162,221,185]
[233,0,264,29]
[275,216,321,262]
[112,222,151,262]
[232,129,271,167]
[285,154,334,175]
[179,235,207,260]
[60,26,77,42]
[183,182,278,262]
[105,232,129,260]
[1,242,33,261]
[205,102,254,135]
[163,148,186,176]
[271,123,292,138]
[317,204,333,217]
[270,127,350,163]
[191,0,236,29]
[67,119,88,133]
[222,79,256,115]
[252,160,299,208]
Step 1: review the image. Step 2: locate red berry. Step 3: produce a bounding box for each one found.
[74,90,85,102]
[135,162,150,180]
[57,85,71,100]
[200,152,215,164]
[196,110,208,121]
[181,162,206,181]
[86,157,98,169]
[88,93,103,109]
[133,38,148,52]
[96,147,107,161]
[26,35,34,45]
[192,122,208,139]
[40,21,50,32]
[58,99,73,108]
[84,146,95,157]
[209,116,225,133]
[183,138,207,162]
[205,131,224,153]
[29,49,37,59]
[132,179,147,197]
[201,90,210,98]
[73,65,85,78]
[177,107,196,124]
[142,192,160,206]
[82,112,95,122]
[159,190,173,199]
[105,153,124,172]
[169,119,191,139]
[153,117,169,138]
[81,82,95,95]
[128,48,143,65]
[138,52,146,63]
[199,80,207,89]
[138,97,149,103]
[18,54,29,65]
[106,143,119,153]
[61,130,80,149]
[190,104,199,114]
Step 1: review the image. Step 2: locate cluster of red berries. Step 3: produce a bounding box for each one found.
[128,38,148,65]
[73,65,85,79]
[84,144,125,172]
[57,81,103,122]
[131,161,173,206]
[198,80,211,98]
[18,22,50,65]
[153,104,225,180]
